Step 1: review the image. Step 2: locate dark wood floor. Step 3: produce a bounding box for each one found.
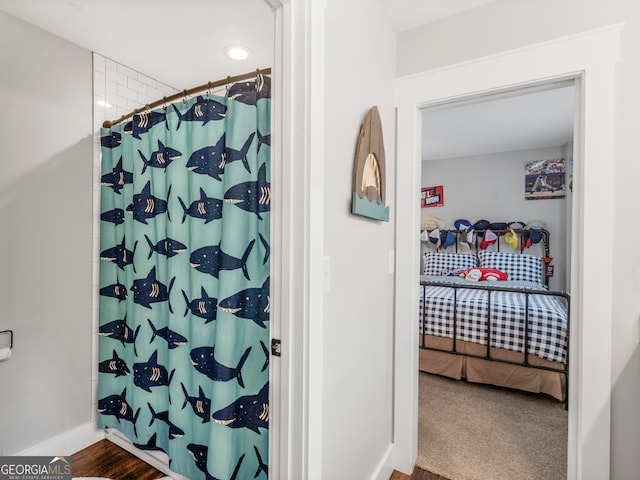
[72,439,165,480]
[73,439,447,480]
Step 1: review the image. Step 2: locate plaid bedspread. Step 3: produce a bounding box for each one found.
[419,276,568,363]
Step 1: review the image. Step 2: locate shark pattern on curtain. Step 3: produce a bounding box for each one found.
[98,76,271,480]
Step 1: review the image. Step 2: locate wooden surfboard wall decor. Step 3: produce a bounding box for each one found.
[352,106,390,221]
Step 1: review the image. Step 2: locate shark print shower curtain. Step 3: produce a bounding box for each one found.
[98,75,270,480]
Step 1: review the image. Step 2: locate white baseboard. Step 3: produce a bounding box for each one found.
[105,428,189,480]
[17,422,105,456]
[370,444,395,480]
[15,424,183,480]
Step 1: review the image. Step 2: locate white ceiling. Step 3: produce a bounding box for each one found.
[0,0,275,89]
[0,0,571,159]
[422,85,576,161]
[0,0,498,88]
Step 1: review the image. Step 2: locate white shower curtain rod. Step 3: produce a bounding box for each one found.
[102,67,271,128]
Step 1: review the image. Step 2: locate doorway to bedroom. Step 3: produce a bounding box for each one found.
[416,80,575,480]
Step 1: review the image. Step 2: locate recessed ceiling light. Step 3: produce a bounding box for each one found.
[226,46,249,61]
[97,100,112,108]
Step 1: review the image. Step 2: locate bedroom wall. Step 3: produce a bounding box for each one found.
[420,145,568,292]
[322,0,397,478]
[397,1,640,477]
[0,11,93,455]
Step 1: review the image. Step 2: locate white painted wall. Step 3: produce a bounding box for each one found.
[0,12,180,459]
[398,2,640,477]
[421,146,568,291]
[321,0,397,478]
[0,11,93,455]
[397,1,634,77]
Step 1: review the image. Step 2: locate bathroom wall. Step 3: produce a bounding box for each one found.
[0,11,93,455]
[0,29,179,454]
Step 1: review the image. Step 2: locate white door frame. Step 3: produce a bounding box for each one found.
[393,24,622,480]
[268,1,326,479]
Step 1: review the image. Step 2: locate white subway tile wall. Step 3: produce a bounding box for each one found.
[92,53,178,421]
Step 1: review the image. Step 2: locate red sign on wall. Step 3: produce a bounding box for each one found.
[421,185,444,208]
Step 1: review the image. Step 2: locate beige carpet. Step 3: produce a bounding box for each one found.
[417,372,567,480]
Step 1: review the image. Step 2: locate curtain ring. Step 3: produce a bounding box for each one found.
[162,96,168,110]
[207,81,212,96]
[226,76,231,93]
[182,89,188,104]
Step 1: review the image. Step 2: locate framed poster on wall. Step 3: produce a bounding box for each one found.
[524,158,566,200]
[421,185,444,208]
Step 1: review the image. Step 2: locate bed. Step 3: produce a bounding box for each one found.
[418,227,570,405]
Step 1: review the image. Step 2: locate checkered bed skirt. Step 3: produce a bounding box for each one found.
[419,278,568,363]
